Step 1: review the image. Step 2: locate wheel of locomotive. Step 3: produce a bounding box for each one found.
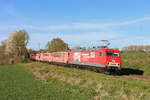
[97,67,104,73]
[116,69,121,75]
[93,67,99,73]
[104,71,111,75]
[104,68,111,75]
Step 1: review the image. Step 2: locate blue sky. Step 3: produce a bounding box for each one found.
[0,0,150,50]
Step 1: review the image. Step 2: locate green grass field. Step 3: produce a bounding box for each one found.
[0,64,96,100]
[1,62,149,100]
[0,52,150,100]
[122,52,150,76]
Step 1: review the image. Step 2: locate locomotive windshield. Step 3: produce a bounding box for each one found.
[106,51,119,57]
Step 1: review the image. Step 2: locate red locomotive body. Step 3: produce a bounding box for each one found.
[68,48,121,70]
[30,47,121,73]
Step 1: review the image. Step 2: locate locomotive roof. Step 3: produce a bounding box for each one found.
[72,46,119,52]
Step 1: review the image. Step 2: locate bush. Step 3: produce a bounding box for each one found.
[0,54,25,65]
[0,53,10,64]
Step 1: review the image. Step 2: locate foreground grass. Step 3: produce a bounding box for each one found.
[0,64,96,100]
[122,52,150,76]
[26,62,150,100]
[1,52,150,100]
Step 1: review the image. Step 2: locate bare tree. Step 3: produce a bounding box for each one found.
[6,30,29,61]
[0,40,11,64]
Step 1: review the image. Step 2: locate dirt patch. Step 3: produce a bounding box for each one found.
[124,75,150,82]
[26,66,49,80]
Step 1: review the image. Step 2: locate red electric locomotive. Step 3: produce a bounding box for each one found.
[68,47,121,73]
[30,46,121,74]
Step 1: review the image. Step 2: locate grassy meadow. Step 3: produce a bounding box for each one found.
[0,64,96,100]
[0,52,150,100]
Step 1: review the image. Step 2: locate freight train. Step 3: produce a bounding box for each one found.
[30,47,121,74]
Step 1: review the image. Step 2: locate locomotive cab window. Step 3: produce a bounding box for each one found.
[113,52,119,57]
[106,51,119,57]
[99,52,103,56]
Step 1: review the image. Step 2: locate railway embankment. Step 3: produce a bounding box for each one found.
[1,52,150,100]
[122,52,150,76]
[26,62,150,100]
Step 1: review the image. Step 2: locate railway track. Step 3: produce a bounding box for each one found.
[124,75,150,82]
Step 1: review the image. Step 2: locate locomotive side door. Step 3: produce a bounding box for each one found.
[97,50,106,66]
[73,52,81,62]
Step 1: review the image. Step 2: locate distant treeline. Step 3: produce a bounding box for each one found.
[122,45,150,52]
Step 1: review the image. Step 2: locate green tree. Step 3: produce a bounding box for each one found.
[46,38,69,52]
[28,48,37,54]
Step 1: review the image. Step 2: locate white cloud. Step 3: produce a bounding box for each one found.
[1,16,150,49]
[1,31,150,50]
[109,36,150,49]
[28,32,150,50]
[28,32,123,49]
[0,16,150,31]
